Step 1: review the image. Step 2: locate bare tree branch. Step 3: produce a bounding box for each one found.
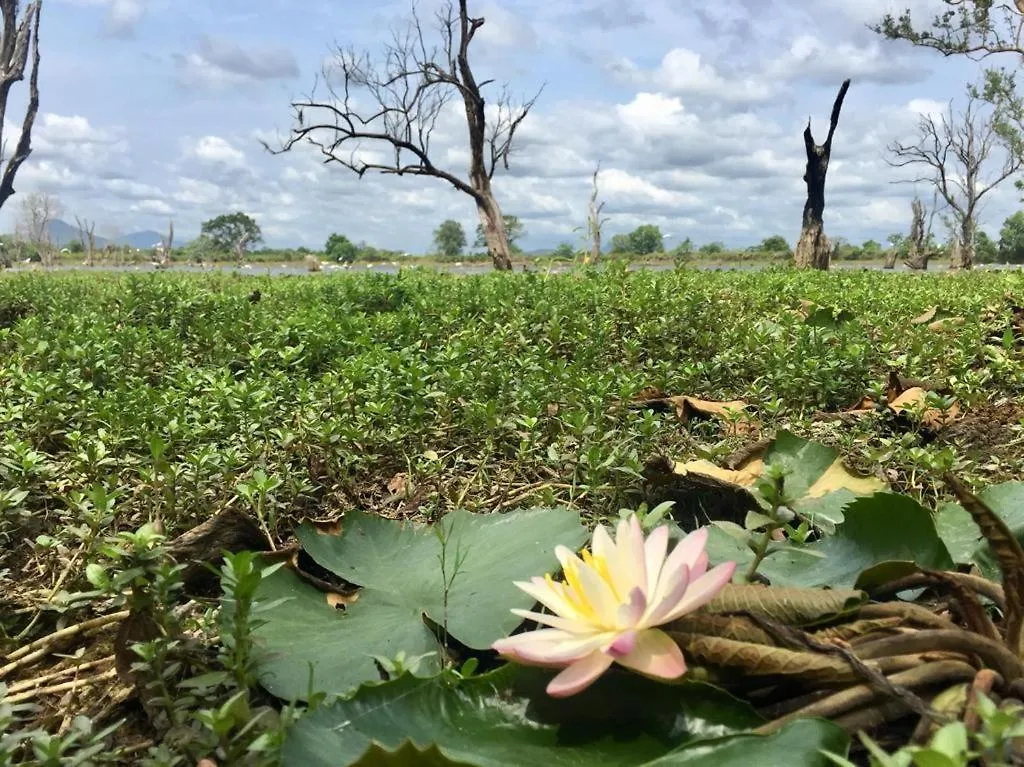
[0,0,40,210]
[263,0,541,270]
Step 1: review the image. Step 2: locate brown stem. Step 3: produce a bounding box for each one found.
[870,571,1005,610]
[756,660,976,735]
[3,667,119,704]
[833,699,922,735]
[858,602,960,630]
[855,630,1024,683]
[0,610,129,677]
[964,668,1001,734]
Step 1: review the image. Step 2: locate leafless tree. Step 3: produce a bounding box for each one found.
[582,162,608,265]
[263,0,541,271]
[0,1,41,213]
[155,219,173,266]
[75,214,95,266]
[794,79,851,270]
[17,190,58,264]
[887,90,1022,269]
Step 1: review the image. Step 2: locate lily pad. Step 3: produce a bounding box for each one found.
[282,664,848,767]
[935,481,1024,580]
[662,431,884,527]
[253,508,588,700]
[707,494,954,588]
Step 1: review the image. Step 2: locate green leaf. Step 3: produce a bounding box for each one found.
[283,665,845,767]
[649,720,849,765]
[935,481,1024,580]
[253,508,588,700]
[711,494,953,588]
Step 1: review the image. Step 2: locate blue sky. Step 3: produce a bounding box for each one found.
[4,0,1016,252]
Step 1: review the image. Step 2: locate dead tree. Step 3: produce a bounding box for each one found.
[233,231,250,263]
[155,219,173,266]
[0,1,41,213]
[264,0,540,271]
[887,89,1021,270]
[74,214,95,266]
[582,162,608,265]
[793,78,851,270]
[904,198,930,270]
[18,189,58,265]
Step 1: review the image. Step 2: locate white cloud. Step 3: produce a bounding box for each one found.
[185,136,246,167]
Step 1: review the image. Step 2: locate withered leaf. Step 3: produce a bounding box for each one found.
[670,633,863,682]
[703,583,866,625]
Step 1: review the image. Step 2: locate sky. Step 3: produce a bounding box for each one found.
[4,0,1019,252]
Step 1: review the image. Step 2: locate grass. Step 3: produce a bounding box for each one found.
[2,264,1024,760]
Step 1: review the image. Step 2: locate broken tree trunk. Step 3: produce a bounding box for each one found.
[904,198,930,270]
[883,247,898,269]
[474,188,513,271]
[950,217,974,270]
[794,78,851,270]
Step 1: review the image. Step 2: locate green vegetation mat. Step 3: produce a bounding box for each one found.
[4,266,1024,764]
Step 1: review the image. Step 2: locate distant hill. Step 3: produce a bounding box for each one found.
[45,219,165,250]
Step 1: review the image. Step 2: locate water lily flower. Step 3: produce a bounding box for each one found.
[492,514,735,697]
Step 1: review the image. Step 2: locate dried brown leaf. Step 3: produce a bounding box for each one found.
[911,307,939,325]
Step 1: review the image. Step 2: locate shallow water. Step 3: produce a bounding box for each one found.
[6,260,1024,277]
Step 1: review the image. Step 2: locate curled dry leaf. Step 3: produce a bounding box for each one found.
[840,371,959,432]
[888,387,961,430]
[629,388,756,435]
[910,306,965,331]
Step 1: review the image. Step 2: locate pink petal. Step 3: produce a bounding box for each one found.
[650,527,708,607]
[608,630,637,658]
[613,628,687,680]
[643,524,669,596]
[615,586,647,629]
[546,651,614,697]
[624,514,648,593]
[510,608,592,634]
[643,564,690,626]
[492,628,607,666]
[690,551,709,580]
[660,561,736,623]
